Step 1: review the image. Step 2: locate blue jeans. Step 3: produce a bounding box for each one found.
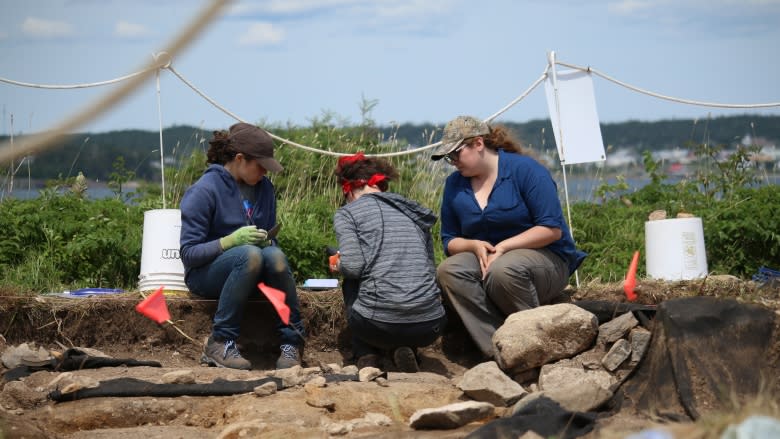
[186,245,305,346]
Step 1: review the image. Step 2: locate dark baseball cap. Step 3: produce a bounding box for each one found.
[228,122,283,173]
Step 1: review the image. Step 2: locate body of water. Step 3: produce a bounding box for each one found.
[3,174,778,204]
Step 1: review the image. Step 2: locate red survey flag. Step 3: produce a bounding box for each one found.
[135,286,171,324]
[623,250,640,302]
[258,282,290,325]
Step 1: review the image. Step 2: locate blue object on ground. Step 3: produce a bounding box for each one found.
[752,266,780,287]
[302,279,339,289]
[68,288,125,296]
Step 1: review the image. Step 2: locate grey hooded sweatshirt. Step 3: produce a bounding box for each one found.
[333,192,445,324]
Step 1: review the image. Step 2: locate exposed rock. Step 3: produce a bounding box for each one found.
[216,420,267,439]
[457,361,527,406]
[272,365,305,388]
[305,376,327,387]
[341,365,359,375]
[514,380,613,414]
[325,412,393,436]
[409,401,495,430]
[597,311,639,344]
[48,373,100,395]
[493,304,598,373]
[573,347,608,370]
[304,385,335,411]
[349,412,392,430]
[161,370,196,384]
[539,365,615,393]
[358,366,383,382]
[601,339,632,371]
[2,343,46,369]
[511,368,539,385]
[253,381,277,397]
[0,380,48,409]
[629,327,652,363]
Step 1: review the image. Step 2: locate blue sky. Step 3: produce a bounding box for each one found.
[1,0,779,135]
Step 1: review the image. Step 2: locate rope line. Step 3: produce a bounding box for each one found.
[485,69,548,123]
[167,63,549,157]
[0,0,231,164]
[556,60,780,109]
[0,68,156,89]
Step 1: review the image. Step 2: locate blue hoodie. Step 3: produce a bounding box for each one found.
[179,164,277,278]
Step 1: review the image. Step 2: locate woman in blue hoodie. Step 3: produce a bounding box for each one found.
[331,153,446,372]
[180,122,304,370]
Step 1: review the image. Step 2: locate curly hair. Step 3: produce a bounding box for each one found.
[206,130,240,165]
[334,152,399,192]
[482,124,526,155]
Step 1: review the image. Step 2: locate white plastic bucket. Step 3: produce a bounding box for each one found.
[138,209,189,293]
[645,217,708,280]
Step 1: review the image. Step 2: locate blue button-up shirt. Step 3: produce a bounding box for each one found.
[440,149,586,274]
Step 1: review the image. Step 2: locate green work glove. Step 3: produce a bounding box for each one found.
[220,226,268,251]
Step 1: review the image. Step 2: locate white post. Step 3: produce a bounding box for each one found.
[547,51,580,286]
[156,68,167,209]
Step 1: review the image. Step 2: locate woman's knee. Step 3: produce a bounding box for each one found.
[231,245,263,275]
[436,258,458,283]
[262,246,291,274]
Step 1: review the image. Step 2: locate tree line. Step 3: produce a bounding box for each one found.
[3,114,778,182]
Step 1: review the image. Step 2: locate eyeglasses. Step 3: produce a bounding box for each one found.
[443,141,469,165]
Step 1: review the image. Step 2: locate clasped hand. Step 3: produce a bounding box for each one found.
[471,240,503,279]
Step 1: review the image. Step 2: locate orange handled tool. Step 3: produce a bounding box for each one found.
[328,253,341,273]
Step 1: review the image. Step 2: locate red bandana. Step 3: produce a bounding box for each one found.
[342,173,387,196]
[337,152,365,167]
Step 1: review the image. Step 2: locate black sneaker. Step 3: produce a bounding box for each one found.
[392,346,419,372]
[201,336,251,370]
[276,344,301,369]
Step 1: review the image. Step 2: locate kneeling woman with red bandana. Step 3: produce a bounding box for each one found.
[331,152,447,372]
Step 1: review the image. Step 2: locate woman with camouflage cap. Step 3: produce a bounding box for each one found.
[431,116,586,359]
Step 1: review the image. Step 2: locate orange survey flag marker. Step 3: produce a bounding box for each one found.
[135,286,171,324]
[258,282,290,325]
[623,251,640,302]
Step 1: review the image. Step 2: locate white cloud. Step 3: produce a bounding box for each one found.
[114,21,153,39]
[608,0,660,15]
[231,0,361,16]
[238,22,285,46]
[22,17,75,38]
[374,0,451,19]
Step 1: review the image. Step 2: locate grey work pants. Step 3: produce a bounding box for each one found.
[437,248,569,358]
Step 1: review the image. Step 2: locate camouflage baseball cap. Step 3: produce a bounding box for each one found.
[431,115,491,160]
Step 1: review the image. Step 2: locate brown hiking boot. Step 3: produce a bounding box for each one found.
[201,336,251,370]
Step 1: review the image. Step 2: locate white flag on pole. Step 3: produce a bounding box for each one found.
[544,69,606,165]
